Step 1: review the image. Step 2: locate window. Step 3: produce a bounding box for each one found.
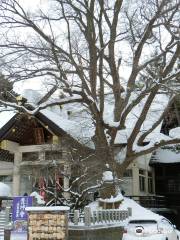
[123,169,132,177]
[148,171,153,193]
[168,179,176,192]
[139,169,145,192]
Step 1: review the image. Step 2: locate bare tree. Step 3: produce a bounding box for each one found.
[0,0,179,196]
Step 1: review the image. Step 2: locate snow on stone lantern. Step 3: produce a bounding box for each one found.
[99,165,124,209]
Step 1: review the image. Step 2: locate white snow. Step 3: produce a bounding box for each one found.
[0,182,11,197]
[0,109,16,129]
[40,92,170,148]
[169,127,180,138]
[152,148,180,163]
[133,133,172,153]
[99,193,124,203]
[30,191,45,205]
[41,109,95,148]
[120,197,160,221]
[114,94,169,145]
[88,196,160,222]
[26,206,70,212]
[0,91,172,151]
[102,171,114,182]
[21,89,42,104]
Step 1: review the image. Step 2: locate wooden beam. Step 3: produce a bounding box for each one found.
[19,144,61,153]
[0,140,19,153]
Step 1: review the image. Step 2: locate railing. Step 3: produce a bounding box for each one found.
[69,206,132,226]
[126,195,166,209]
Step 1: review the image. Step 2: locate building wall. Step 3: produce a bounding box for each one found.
[121,154,155,196]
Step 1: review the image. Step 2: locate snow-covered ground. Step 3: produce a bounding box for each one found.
[88,195,161,227]
[0,194,179,239]
[89,195,180,238]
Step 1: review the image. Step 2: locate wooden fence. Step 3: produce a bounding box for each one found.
[69,207,132,226]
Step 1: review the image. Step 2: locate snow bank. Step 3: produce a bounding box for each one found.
[88,196,160,222]
[0,182,11,197]
[120,197,160,221]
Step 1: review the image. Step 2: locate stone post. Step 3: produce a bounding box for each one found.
[127,207,132,217]
[74,210,79,225]
[84,206,91,226]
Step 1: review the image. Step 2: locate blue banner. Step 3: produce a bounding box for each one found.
[12,196,33,233]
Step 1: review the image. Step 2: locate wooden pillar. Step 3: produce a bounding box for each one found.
[13,152,22,196]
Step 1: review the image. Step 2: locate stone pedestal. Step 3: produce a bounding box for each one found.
[99,182,116,199]
[26,206,69,240]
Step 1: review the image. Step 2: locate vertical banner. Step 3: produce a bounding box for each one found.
[12,196,33,233]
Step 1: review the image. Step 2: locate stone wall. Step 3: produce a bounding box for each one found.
[26,206,69,240]
[68,226,124,240]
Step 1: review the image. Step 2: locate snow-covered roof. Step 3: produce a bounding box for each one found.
[42,93,170,147]
[114,93,169,144]
[152,148,180,164]
[0,109,16,129]
[150,128,180,164]
[0,90,172,149]
[40,109,95,148]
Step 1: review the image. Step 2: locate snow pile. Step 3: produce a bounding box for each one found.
[0,182,11,197]
[30,191,45,205]
[89,196,160,222]
[120,197,160,221]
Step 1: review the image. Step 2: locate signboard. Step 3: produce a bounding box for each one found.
[12,196,33,233]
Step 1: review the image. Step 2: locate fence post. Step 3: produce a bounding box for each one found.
[74,210,79,225]
[84,206,91,226]
[127,207,132,217]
